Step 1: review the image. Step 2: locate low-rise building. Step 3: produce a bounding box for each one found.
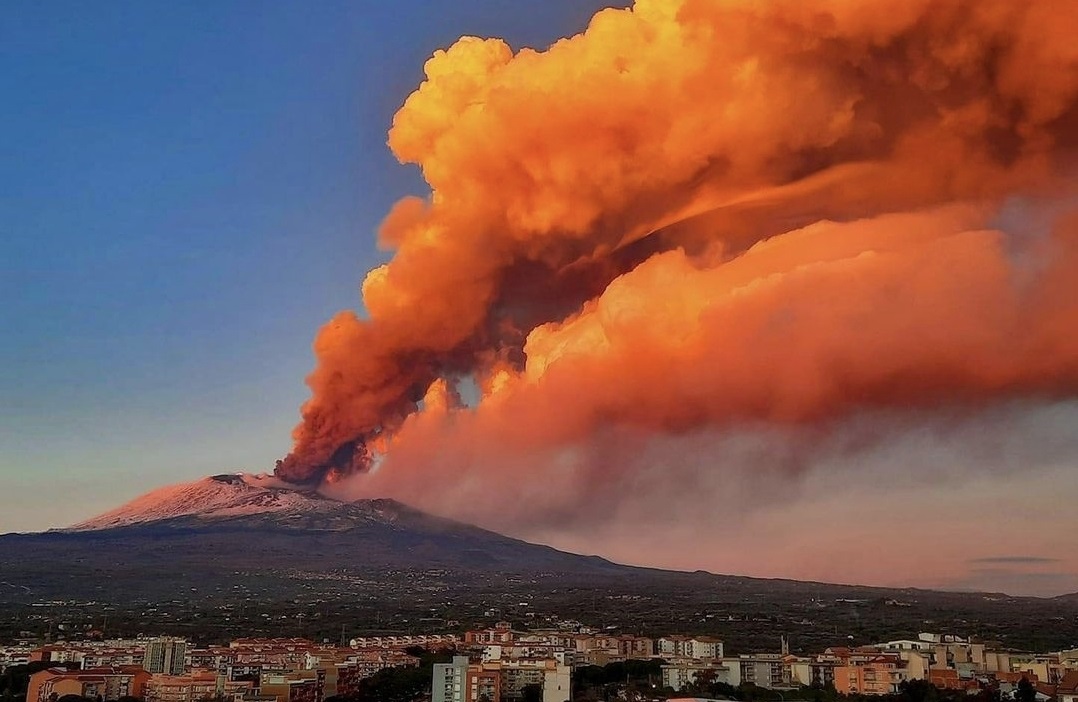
[658,637,724,661]
[434,656,471,702]
[834,657,908,696]
[27,666,150,702]
[433,656,570,702]
[726,654,786,689]
[661,660,733,691]
[260,670,325,702]
[467,666,501,702]
[0,646,31,674]
[1058,671,1078,702]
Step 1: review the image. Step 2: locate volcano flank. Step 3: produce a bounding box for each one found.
[53,473,627,574]
[3,474,1078,651]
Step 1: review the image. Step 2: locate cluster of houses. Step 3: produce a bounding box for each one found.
[5,635,444,702]
[447,626,1078,702]
[4,627,1078,702]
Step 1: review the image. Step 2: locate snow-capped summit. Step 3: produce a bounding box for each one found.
[71,473,406,532]
[8,474,629,604]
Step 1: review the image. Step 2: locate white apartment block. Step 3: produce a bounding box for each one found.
[726,654,787,689]
[433,656,470,702]
[661,660,733,691]
[658,637,724,660]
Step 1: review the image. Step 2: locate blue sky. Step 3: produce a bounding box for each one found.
[3,2,1076,600]
[0,1,628,532]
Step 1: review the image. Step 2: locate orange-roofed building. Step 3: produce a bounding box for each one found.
[1057,671,1078,702]
[27,666,149,702]
[834,658,907,696]
[144,671,218,702]
[465,628,516,646]
[928,668,961,690]
[229,639,315,650]
[467,667,501,702]
[260,670,326,702]
[996,672,1040,685]
[144,672,255,702]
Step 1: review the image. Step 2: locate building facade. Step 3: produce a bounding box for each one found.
[433,656,471,702]
[144,638,188,676]
[27,666,150,702]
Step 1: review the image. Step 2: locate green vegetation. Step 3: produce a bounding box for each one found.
[520,684,542,702]
[1016,677,1036,702]
[564,662,1009,702]
[640,680,997,702]
[573,659,667,700]
[1,662,82,702]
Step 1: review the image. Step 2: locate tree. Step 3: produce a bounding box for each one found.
[688,669,718,693]
[1017,677,1037,702]
[900,678,940,702]
[521,684,543,702]
[2,662,81,701]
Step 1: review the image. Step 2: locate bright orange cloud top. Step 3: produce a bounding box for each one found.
[275,0,1078,487]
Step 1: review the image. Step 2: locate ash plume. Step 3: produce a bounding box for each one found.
[276,0,1078,488]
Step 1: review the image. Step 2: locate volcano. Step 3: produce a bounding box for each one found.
[0,474,629,604]
[57,474,624,573]
[71,473,438,533]
[3,475,1078,650]
[60,474,627,575]
[45,473,632,575]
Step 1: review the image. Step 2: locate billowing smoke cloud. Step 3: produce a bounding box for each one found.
[276,0,1078,500]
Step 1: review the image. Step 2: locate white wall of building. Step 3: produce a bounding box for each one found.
[542,665,571,702]
[432,656,469,702]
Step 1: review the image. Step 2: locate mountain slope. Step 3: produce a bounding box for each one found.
[60,474,629,572]
[2,474,628,598]
[3,474,1078,652]
[72,473,392,531]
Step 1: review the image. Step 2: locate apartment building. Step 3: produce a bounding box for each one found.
[499,660,571,702]
[27,666,150,702]
[144,672,218,702]
[433,656,471,702]
[657,637,724,660]
[465,624,517,646]
[433,656,570,702]
[349,635,458,649]
[726,654,787,689]
[317,651,418,698]
[144,638,188,676]
[467,666,501,702]
[661,660,733,691]
[260,670,325,702]
[0,646,31,674]
[834,657,908,695]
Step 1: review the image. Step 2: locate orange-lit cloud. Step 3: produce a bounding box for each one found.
[277,0,1078,567]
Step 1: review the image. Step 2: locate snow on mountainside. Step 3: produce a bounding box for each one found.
[18,474,631,590]
[72,473,360,531]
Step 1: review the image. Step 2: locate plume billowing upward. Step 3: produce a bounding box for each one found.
[276,0,1078,487]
